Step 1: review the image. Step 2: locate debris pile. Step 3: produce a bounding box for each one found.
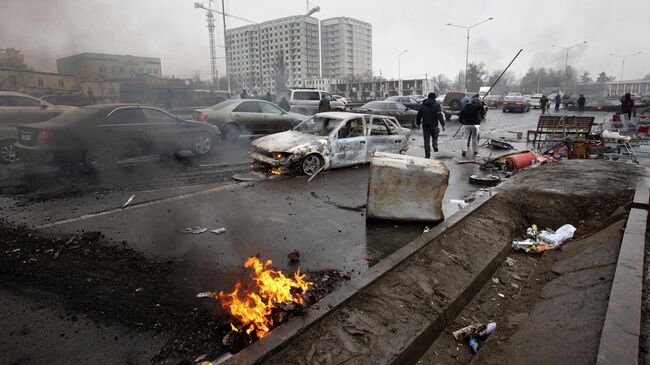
[453,321,497,354]
[511,224,576,253]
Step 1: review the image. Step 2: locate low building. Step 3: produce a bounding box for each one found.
[304,78,344,92]
[0,67,77,96]
[56,52,162,81]
[604,80,650,96]
[329,78,434,101]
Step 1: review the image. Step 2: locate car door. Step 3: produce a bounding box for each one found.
[329,116,367,167]
[141,107,186,152]
[231,101,263,134]
[366,116,402,158]
[259,101,292,133]
[10,95,59,124]
[100,107,152,158]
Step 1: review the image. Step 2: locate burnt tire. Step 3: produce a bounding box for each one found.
[83,144,116,171]
[300,154,323,176]
[0,140,17,164]
[221,124,241,144]
[191,132,213,156]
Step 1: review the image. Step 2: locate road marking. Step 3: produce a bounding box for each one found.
[36,182,250,229]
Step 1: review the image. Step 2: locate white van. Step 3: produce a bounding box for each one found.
[289,89,346,115]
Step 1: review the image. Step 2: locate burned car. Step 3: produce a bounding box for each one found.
[250,112,410,175]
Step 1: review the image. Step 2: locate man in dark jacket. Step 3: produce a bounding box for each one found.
[577,94,586,111]
[279,96,290,111]
[318,94,330,113]
[416,92,446,158]
[540,95,549,115]
[554,93,561,112]
[459,96,483,157]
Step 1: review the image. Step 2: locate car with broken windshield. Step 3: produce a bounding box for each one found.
[250,112,410,175]
[193,99,307,143]
[14,104,220,171]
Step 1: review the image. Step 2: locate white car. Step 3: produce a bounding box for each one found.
[529,94,543,109]
[289,89,346,115]
[250,112,410,175]
[333,95,348,104]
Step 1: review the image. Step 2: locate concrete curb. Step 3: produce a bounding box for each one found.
[224,191,499,365]
[596,179,649,365]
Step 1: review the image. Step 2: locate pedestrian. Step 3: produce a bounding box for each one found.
[540,94,549,115]
[279,96,290,112]
[459,95,483,157]
[240,89,249,99]
[461,94,471,107]
[252,90,259,99]
[621,93,634,120]
[416,92,446,158]
[262,91,272,102]
[318,94,330,113]
[577,94,586,111]
[164,89,173,110]
[554,93,561,112]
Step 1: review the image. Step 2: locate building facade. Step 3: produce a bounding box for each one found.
[329,78,434,101]
[0,68,77,96]
[0,48,27,69]
[56,53,162,81]
[226,15,320,93]
[320,17,372,80]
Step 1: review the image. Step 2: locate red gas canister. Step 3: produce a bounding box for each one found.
[506,151,538,170]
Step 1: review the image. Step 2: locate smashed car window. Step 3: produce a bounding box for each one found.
[337,118,365,139]
[294,116,344,136]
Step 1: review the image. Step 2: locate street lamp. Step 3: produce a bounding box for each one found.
[398,50,407,96]
[609,51,642,81]
[552,41,587,94]
[447,17,493,92]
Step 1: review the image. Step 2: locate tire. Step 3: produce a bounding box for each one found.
[83,144,116,171]
[221,124,241,143]
[0,140,17,164]
[301,154,323,176]
[191,132,213,156]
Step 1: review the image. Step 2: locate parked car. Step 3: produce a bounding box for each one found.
[0,91,77,163]
[562,94,576,108]
[333,95,348,104]
[483,95,504,108]
[385,96,421,111]
[288,89,346,115]
[15,104,220,171]
[250,112,410,175]
[351,101,418,127]
[442,91,471,119]
[529,94,543,109]
[502,96,531,112]
[412,95,426,103]
[194,99,308,142]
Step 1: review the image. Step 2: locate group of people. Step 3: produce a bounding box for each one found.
[240,89,291,112]
[415,92,484,158]
[538,93,587,114]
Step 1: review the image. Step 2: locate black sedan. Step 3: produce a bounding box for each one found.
[352,101,418,127]
[15,104,220,171]
[384,96,421,111]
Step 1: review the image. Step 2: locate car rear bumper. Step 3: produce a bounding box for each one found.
[15,144,81,163]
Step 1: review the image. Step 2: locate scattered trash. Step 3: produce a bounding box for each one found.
[505,257,515,267]
[338,271,351,279]
[135,287,144,292]
[469,174,502,187]
[512,224,576,253]
[479,322,497,337]
[178,225,208,234]
[214,352,234,365]
[537,224,577,249]
[511,274,522,281]
[287,249,300,263]
[453,323,485,341]
[497,293,505,298]
[449,199,470,209]
[511,283,520,289]
[491,277,500,284]
[423,226,431,233]
[483,139,514,150]
[196,291,216,298]
[194,354,208,363]
[211,228,227,235]
[468,337,479,353]
[364,255,369,262]
[453,321,497,354]
[122,194,135,209]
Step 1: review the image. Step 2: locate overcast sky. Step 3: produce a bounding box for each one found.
[2,0,649,82]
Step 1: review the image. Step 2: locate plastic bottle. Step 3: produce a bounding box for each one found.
[468,338,479,353]
[479,322,497,337]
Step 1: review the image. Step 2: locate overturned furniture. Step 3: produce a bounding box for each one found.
[367,152,449,222]
[527,115,595,149]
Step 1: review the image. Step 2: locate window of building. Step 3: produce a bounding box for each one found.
[37,78,44,88]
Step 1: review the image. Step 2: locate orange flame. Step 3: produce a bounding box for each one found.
[218,257,312,339]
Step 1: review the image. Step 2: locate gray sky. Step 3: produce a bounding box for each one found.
[2,0,649,81]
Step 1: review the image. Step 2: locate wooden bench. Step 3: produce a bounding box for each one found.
[527,115,595,148]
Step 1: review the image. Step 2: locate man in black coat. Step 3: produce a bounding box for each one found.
[554,93,561,112]
[318,94,330,113]
[416,92,446,158]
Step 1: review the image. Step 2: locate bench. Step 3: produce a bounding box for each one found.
[527,115,595,149]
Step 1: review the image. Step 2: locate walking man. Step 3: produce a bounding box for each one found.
[416,92,445,158]
[554,93,561,112]
[540,94,549,115]
[318,94,330,113]
[621,93,634,120]
[577,94,586,111]
[459,96,484,157]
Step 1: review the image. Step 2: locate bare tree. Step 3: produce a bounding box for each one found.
[271,50,289,94]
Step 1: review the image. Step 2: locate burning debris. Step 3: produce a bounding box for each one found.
[216,257,313,347]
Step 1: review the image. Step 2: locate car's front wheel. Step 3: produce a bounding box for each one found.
[301,154,323,176]
[0,140,17,164]
[83,144,115,171]
[191,132,213,156]
[221,124,241,143]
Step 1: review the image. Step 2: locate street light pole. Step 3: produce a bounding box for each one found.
[552,41,587,94]
[398,50,407,96]
[609,52,642,81]
[447,17,493,92]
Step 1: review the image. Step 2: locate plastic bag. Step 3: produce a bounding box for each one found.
[537,224,576,249]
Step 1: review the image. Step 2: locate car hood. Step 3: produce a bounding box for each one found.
[253,130,326,153]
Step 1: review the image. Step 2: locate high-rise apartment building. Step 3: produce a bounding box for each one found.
[320,17,372,80]
[226,15,320,93]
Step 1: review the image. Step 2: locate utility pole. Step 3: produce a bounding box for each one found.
[609,51,642,81]
[398,50,407,96]
[447,17,493,92]
[206,0,219,89]
[552,41,587,94]
[221,0,231,95]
